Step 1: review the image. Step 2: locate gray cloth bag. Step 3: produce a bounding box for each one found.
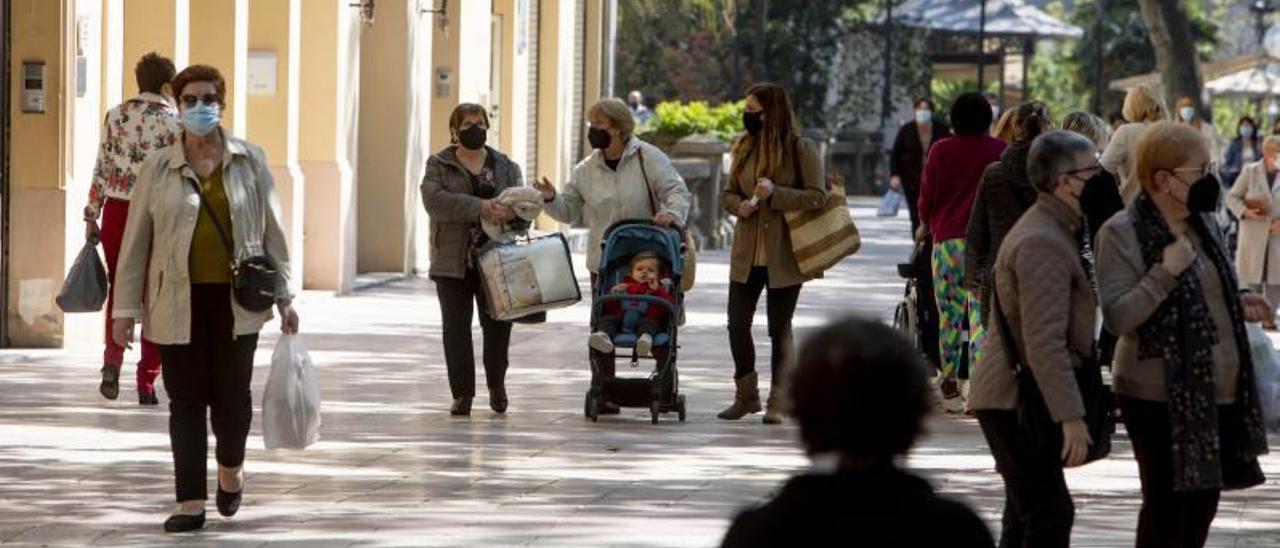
[56,238,108,313]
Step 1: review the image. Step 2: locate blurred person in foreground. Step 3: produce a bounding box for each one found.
[721,317,994,548]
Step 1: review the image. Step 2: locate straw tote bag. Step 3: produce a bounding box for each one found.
[783,148,860,276]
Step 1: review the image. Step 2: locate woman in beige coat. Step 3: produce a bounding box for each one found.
[717,82,826,424]
[1226,136,1280,329]
[112,65,299,532]
[1100,84,1167,205]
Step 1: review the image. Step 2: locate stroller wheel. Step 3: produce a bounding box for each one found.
[584,391,599,422]
[677,395,687,423]
[650,401,660,425]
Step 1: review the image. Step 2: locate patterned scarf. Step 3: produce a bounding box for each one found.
[1129,192,1268,491]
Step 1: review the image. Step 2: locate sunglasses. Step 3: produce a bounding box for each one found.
[180,94,220,108]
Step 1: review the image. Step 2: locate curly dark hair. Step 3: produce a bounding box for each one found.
[788,317,931,459]
[950,92,994,136]
[135,52,176,95]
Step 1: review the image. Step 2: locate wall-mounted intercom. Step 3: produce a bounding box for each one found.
[22,61,46,113]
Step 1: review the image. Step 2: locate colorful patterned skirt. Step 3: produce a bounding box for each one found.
[931,238,984,380]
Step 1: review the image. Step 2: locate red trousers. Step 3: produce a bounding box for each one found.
[100,198,162,392]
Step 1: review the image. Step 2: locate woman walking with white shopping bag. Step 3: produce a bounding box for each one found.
[112,65,299,533]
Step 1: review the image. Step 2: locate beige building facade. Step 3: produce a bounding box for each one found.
[1,0,614,347]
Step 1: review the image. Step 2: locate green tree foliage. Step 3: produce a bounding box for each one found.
[1067,0,1217,114]
[616,0,912,133]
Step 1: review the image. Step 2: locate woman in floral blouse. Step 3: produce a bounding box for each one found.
[83,52,183,406]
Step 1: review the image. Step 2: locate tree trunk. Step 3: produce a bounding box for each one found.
[1137,0,1204,115]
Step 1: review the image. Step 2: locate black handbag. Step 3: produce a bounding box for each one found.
[992,290,1113,463]
[187,178,278,312]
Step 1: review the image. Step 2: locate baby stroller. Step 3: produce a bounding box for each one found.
[894,238,942,374]
[584,220,688,424]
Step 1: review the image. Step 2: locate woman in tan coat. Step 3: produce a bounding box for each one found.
[970,131,1099,547]
[1225,135,1280,329]
[113,65,299,532]
[1096,122,1270,547]
[717,83,826,424]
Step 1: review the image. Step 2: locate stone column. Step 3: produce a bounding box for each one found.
[247,0,304,293]
[188,0,248,136]
[121,0,188,97]
[298,0,359,292]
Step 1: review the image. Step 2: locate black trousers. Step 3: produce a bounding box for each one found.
[977,410,1074,548]
[727,266,801,382]
[158,284,258,502]
[435,269,512,399]
[1120,396,1224,548]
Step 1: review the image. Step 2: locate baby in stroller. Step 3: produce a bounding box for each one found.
[589,251,676,358]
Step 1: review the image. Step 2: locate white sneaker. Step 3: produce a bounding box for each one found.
[636,333,653,357]
[589,331,615,354]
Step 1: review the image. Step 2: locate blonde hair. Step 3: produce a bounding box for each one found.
[1264,135,1280,155]
[1122,84,1168,124]
[992,109,1018,143]
[587,98,636,142]
[1133,121,1209,193]
[1061,111,1110,148]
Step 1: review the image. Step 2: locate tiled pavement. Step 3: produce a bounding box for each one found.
[1,199,1279,547]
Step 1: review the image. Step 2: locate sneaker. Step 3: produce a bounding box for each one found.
[588,331,615,354]
[636,333,653,358]
[99,366,120,400]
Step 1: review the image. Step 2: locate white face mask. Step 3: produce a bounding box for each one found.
[915,109,933,125]
[1180,106,1197,122]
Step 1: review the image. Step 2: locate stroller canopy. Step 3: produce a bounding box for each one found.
[597,220,686,281]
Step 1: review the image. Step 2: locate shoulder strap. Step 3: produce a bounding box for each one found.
[991,287,1026,375]
[636,147,658,216]
[185,175,235,258]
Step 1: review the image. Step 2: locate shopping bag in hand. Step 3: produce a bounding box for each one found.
[1246,323,1280,429]
[56,238,108,313]
[263,334,321,449]
[877,189,903,218]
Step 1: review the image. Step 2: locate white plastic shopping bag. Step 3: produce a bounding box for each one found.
[263,334,321,449]
[1245,323,1280,430]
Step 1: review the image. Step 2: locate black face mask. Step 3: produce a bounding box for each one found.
[1185,173,1221,213]
[588,127,612,150]
[458,125,487,150]
[743,111,764,135]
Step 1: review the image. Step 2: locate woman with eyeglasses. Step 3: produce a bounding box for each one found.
[112,64,298,532]
[1226,135,1280,330]
[1096,122,1269,548]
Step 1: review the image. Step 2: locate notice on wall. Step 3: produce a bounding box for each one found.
[248,52,278,96]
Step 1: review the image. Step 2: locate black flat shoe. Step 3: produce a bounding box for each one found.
[139,390,159,406]
[216,486,242,517]
[489,387,508,414]
[451,397,473,416]
[99,366,120,400]
[163,511,205,533]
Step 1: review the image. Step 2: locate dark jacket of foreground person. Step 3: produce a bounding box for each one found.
[721,463,994,547]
